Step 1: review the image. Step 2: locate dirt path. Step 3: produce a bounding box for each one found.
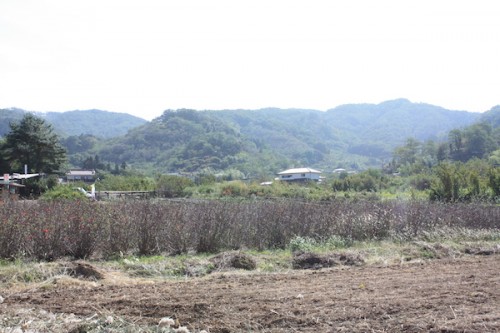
[2,255,499,332]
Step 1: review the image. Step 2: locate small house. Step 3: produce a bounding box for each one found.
[1,173,41,200]
[277,167,322,182]
[66,169,96,182]
[0,179,25,201]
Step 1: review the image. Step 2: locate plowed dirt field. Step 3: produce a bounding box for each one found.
[1,255,499,332]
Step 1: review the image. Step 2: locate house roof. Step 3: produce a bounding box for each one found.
[0,173,40,180]
[278,167,322,175]
[66,170,95,176]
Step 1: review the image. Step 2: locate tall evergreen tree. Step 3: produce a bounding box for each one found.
[0,138,9,172]
[2,114,66,173]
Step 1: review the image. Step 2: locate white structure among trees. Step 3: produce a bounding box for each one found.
[277,167,321,182]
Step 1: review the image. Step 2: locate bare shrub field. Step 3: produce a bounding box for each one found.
[1,199,499,260]
[1,199,499,332]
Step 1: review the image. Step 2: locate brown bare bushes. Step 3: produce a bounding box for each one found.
[0,199,498,260]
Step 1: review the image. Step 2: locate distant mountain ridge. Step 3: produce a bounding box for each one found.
[481,105,500,128]
[0,108,25,139]
[325,98,478,142]
[94,99,491,174]
[0,108,147,139]
[2,100,498,175]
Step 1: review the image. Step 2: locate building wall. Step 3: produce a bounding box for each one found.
[280,173,320,181]
[67,175,95,182]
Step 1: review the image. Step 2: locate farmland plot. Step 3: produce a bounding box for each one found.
[1,255,499,332]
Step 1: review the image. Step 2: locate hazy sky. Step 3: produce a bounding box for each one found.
[1,1,499,120]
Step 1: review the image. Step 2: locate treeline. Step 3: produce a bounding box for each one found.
[57,102,486,175]
[332,121,500,202]
[53,106,500,183]
[390,122,499,172]
[45,120,500,203]
[3,112,500,203]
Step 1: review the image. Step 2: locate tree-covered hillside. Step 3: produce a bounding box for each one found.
[325,99,479,154]
[88,100,485,175]
[480,105,500,128]
[210,99,480,169]
[4,100,492,177]
[211,108,345,167]
[0,108,147,139]
[97,109,290,177]
[0,108,25,138]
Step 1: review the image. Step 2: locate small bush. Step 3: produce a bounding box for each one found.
[220,181,249,197]
[156,175,194,198]
[289,236,317,253]
[40,185,87,201]
[325,235,352,249]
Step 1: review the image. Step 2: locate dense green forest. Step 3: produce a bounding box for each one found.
[2,100,499,202]
[1,100,483,175]
[53,99,483,176]
[94,109,290,177]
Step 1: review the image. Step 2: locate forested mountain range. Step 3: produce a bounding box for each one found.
[481,106,500,128]
[92,99,491,176]
[0,108,147,138]
[2,100,498,177]
[208,99,480,170]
